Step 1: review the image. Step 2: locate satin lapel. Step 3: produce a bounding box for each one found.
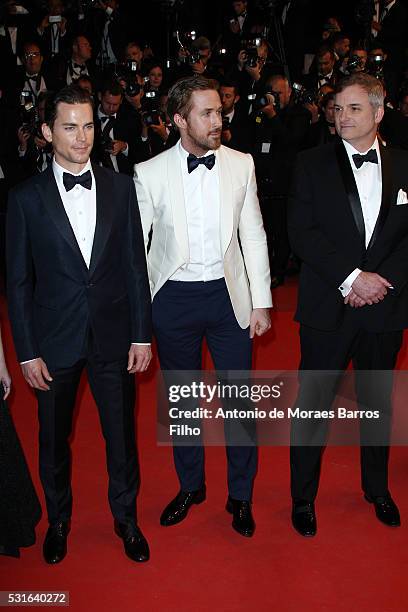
[35,167,88,276]
[88,164,115,276]
[167,149,189,262]
[335,141,366,246]
[367,144,392,251]
[217,147,233,257]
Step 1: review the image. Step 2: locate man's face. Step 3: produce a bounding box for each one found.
[42,102,94,171]
[233,1,246,16]
[148,66,163,89]
[324,99,335,124]
[318,52,335,76]
[74,37,92,62]
[399,95,408,117]
[335,38,350,58]
[24,45,43,74]
[220,86,238,114]
[48,0,63,15]
[269,78,291,108]
[100,91,122,115]
[179,89,222,153]
[126,45,142,63]
[334,84,383,148]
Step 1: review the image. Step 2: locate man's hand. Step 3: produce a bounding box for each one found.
[221,128,232,143]
[34,135,48,149]
[21,358,53,391]
[344,289,367,308]
[110,140,127,156]
[150,117,169,142]
[249,308,271,338]
[17,126,30,151]
[351,271,392,305]
[371,20,381,32]
[0,362,11,400]
[304,102,320,124]
[230,19,240,34]
[127,345,152,373]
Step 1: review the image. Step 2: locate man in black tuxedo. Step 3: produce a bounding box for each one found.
[220,81,251,153]
[6,85,152,563]
[288,73,408,537]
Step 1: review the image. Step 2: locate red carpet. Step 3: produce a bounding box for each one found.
[1,278,407,611]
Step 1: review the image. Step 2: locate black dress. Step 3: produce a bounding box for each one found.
[0,398,42,557]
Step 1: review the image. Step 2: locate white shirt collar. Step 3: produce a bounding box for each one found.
[342,136,380,168]
[178,140,217,162]
[383,0,396,13]
[53,157,92,179]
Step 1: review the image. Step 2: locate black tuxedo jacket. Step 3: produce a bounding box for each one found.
[6,164,151,369]
[288,141,408,332]
[376,0,408,61]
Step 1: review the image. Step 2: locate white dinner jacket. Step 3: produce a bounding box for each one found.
[134,143,272,329]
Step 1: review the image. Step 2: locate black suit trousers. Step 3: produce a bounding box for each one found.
[290,310,403,502]
[36,331,138,526]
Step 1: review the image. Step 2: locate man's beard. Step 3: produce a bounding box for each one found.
[189,129,221,152]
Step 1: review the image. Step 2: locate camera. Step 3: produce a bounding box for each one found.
[347,54,364,74]
[291,82,318,106]
[241,37,262,68]
[250,89,281,113]
[222,115,231,130]
[100,132,114,153]
[113,61,142,97]
[49,14,62,23]
[176,30,201,65]
[141,91,164,126]
[367,54,385,80]
[20,91,40,135]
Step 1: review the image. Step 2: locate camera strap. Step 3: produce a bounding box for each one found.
[24,74,42,100]
[50,22,60,56]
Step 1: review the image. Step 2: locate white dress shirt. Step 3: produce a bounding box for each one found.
[339,137,382,296]
[170,142,224,282]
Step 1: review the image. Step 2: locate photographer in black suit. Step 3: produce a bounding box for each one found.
[7,85,152,564]
[252,74,310,288]
[220,80,251,153]
[288,73,408,537]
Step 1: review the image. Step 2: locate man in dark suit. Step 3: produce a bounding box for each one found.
[220,80,252,153]
[288,73,408,537]
[6,85,152,563]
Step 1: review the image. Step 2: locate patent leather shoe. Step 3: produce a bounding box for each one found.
[160,487,206,526]
[364,494,401,527]
[43,521,70,564]
[292,500,317,537]
[226,497,255,537]
[114,520,150,562]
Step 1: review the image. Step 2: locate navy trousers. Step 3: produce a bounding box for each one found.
[153,278,257,500]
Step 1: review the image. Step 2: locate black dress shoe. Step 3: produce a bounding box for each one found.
[364,494,401,527]
[114,521,150,562]
[226,497,255,537]
[292,501,317,537]
[43,521,70,564]
[270,275,284,289]
[160,486,206,526]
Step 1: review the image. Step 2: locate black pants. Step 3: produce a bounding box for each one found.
[153,279,256,501]
[291,313,403,502]
[36,332,138,526]
[259,194,290,277]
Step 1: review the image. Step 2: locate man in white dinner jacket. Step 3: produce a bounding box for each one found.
[134,75,272,538]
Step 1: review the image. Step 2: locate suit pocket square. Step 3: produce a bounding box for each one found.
[396,189,408,205]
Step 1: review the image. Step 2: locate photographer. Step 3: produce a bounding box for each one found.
[305,91,337,148]
[36,0,69,60]
[227,37,269,115]
[85,0,130,69]
[45,34,96,90]
[17,91,52,178]
[140,90,178,158]
[219,80,251,152]
[303,45,339,92]
[251,74,310,288]
[4,41,48,110]
[93,79,147,174]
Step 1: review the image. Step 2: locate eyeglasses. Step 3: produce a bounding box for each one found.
[25,52,41,59]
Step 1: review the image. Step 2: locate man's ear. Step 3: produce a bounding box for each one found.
[173,113,187,130]
[42,123,52,143]
[375,105,385,125]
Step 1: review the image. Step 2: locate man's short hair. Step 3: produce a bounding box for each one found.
[317,45,335,60]
[44,85,93,129]
[100,79,123,97]
[167,75,218,128]
[335,73,385,109]
[192,36,211,51]
[220,79,240,95]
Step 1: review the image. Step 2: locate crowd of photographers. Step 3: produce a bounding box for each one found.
[1,0,408,287]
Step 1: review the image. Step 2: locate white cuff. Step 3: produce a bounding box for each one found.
[20,358,38,365]
[131,343,151,346]
[339,268,362,297]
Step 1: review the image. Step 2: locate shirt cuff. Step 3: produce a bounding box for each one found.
[122,143,129,156]
[20,358,38,364]
[339,268,361,297]
[131,343,151,346]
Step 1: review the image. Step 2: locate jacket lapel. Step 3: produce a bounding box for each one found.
[217,147,233,256]
[367,143,392,251]
[35,166,89,276]
[88,164,115,276]
[335,140,366,247]
[167,147,189,262]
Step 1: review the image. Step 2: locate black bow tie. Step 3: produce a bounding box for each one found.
[352,149,378,169]
[187,153,216,173]
[63,170,92,191]
[73,62,85,70]
[26,74,38,80]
